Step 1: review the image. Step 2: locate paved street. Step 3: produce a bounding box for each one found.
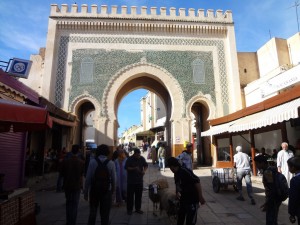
[31,153,291,225]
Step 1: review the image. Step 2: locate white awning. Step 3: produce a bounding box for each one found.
[201,121,234,136]
[229,98,300,133]
[155,116,166,127]
[201,98,300,136]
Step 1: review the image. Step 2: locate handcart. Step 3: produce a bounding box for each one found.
[211,168,238,193]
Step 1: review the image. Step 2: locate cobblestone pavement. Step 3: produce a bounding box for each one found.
[30,152,291,225]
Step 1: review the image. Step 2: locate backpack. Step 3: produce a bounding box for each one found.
[91,158,111,194]
[272,170,289,202]
[176,151,190,169]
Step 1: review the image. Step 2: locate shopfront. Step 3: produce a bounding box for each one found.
[0,68,53,190]
[202,85,300,174]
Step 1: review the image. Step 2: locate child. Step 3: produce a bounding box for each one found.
[287,157,300,225]
[254,155,286,225]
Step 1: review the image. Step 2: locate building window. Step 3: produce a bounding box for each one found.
[244,68,247,73]
[80,57,94,84]
[192,58,205,84]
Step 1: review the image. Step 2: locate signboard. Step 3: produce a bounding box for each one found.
[7,58,32,79]
[260,64,300,97]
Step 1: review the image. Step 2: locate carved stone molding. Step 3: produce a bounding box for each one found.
[102,61,185,121]
[69,92,101,119]
[185,91,216,120]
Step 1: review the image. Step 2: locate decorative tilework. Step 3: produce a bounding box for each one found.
[55,36,228,113]
[54,36,69,107]
[192,58,205,84]
[80,57,94,84]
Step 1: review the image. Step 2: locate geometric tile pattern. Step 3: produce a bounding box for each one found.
[54,36,69,107]
[55,36,228,110]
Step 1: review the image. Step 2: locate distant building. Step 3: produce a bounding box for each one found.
[120,91,167,146]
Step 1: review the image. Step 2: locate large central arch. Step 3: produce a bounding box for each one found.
[100,62,186,152]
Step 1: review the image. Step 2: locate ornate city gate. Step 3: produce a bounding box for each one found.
[41,4,242,164]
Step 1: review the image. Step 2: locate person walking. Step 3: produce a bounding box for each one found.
[233,146,256,205]
[287,157,300,225]
[114,149,128,206]
[167,157,206,225]
[56,147,67,192]
[60,145,84,225]
[151,145,157,164]
[157,143,166,172]
[277,142,294,186]
[125,148,148,215]
[84,144,116,225]
[177,143,193,170]
[254,154,289,225]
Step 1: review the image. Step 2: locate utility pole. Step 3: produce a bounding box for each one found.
[289,0,300,32]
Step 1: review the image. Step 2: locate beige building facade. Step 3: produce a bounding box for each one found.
[203,32,300,168]
[140,92,166,133]
[243,33,300,106]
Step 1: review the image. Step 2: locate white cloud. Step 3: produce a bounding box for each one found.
[0,1,49,59]
[0,23,44,52]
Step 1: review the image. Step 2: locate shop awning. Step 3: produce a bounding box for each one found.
[0,99,52,132]
[150,125,165,132]
[49,115,77,127]
[229,97,300,133]
[201,121,234,136]
[135,130,155,136]
[201,98,300,136]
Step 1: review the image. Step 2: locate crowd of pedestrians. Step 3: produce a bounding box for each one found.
[52,140,300,225]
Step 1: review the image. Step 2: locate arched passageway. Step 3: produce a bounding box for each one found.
[186,93,215,166]
[101,63,187,155]
[72,100,96,148]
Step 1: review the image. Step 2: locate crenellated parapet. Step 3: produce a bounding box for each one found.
[50,4,232,34]
[50,4,233,23]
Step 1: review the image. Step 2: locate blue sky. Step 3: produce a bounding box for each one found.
[0,0,299,136]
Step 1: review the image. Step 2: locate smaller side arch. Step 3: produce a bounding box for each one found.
[69,93,101,119]
[186,91,216,121]
[186,92,215,166]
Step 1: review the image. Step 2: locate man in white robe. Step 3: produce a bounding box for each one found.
[277,142,294,186]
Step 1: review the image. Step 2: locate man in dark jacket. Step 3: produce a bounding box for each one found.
[60,145,84,225]
[125,148,148,215]
[254,154,285,225]
[167,157,205,225]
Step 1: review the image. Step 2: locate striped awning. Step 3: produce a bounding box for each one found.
[201,97,300,136]
[201,121,234,136]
